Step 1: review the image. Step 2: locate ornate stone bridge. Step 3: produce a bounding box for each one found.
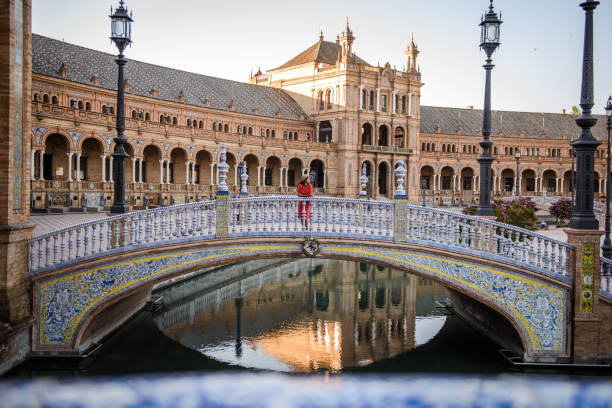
[27,158,612,363]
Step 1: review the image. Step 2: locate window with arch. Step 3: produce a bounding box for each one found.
[237,125,242,134]
[361,89,366,109]
[283,131,287,139]
[442,144,446,153]
[242,126,247,135]
[213,122,217,131]
[51,95,58,105]
[422,142,425,151]
[187,119,192,127]
[77,100,83,110]
[401,95,406,113]
[248,127,253,135]
[172,117,177,126]
[160,115,165,124]
[271,130,275,138]
[132,110,137,119]
[369,91,374,110]
[224,124,229,132]
[266,129,270,137]
[325,89,332,109]
[43,94,49,104]
[145,112,150,121]
[319,91,324,111]
[199,121,203,129]
[85,102,91,111]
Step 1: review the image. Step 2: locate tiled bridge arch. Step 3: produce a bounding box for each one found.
[33,230,571,359]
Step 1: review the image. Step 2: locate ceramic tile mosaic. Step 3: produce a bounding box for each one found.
[323,244,568,355]
[36,243,300,349]
[2,373,612,408]
[580,242,594,313]
[393,198,407,241]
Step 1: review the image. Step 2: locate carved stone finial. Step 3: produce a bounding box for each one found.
[217,144,229,193]
[239,161,248,195]
[394,160,407,197]
[359,163,368,198]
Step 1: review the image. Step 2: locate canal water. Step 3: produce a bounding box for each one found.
[8,258,612,377]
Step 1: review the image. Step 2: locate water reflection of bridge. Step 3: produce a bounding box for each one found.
[155,259,447,372]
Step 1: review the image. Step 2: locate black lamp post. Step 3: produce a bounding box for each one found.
[476,0,502,217]
[602,96,612,258]
[571,148,576,211]
[569,0,600,230]
[515,148,521,196]
[109,1,133,214]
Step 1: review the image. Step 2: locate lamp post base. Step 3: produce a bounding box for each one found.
[110,204,129,215]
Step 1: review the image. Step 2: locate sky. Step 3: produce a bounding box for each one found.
[32,0,612,115]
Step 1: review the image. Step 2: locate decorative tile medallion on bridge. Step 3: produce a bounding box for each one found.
[323,244,568,356]
[36,243,300,349]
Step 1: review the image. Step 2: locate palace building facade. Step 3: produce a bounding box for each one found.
[29,23,608,211]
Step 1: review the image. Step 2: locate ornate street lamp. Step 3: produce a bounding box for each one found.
[569,0,600,230]
[515,148,521,196]
[109,1,133,213]
[602,96,612,258]
[476,0,502,217]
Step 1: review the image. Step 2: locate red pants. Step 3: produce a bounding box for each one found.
[297,200,310,219]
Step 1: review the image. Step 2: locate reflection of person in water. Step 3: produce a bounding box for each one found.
[297,174,313,230]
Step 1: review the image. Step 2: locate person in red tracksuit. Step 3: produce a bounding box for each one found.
[297,174,313,230]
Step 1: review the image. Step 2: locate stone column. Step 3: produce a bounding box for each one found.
[67,152,73,182]
[159,160,164,184]
[358,85,363,110]
[453,175,456,191]
[109,155,113,183]
[323,170,326,189]
[257,166,261,186]
[376,88,380,112]
[132,157,136,184]
[407,92,412,116]
[191,162,196,184]
[100,155,106,182]
[75,153,81,182]
[139,158,143,183]
[392,91,397,114]
[38,149,44,181]
[279,167,283,188]
[0,0,36,375]
[561,178,564,194]
[233,163,238,187]
[457,176,462,191]
[166,160,171,184]
[30,149,35,180]
[556,178,560,194]
[184,161,190,185]
[316,125,320,142]
[210,163,215,185]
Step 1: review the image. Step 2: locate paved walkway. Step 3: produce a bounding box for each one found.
[31,213,107,237]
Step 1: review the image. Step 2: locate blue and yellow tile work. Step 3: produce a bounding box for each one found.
[36,242,567,355]
[325,245,568,355]
[36,244,301,349]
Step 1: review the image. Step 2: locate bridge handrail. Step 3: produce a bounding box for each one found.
[409,203,572,250]
[28,200,217,276]
[28,195,572,280]
[601,256,612,298]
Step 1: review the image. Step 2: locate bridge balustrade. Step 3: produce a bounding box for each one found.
[28,196,572,280]
[600,257,612,298]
